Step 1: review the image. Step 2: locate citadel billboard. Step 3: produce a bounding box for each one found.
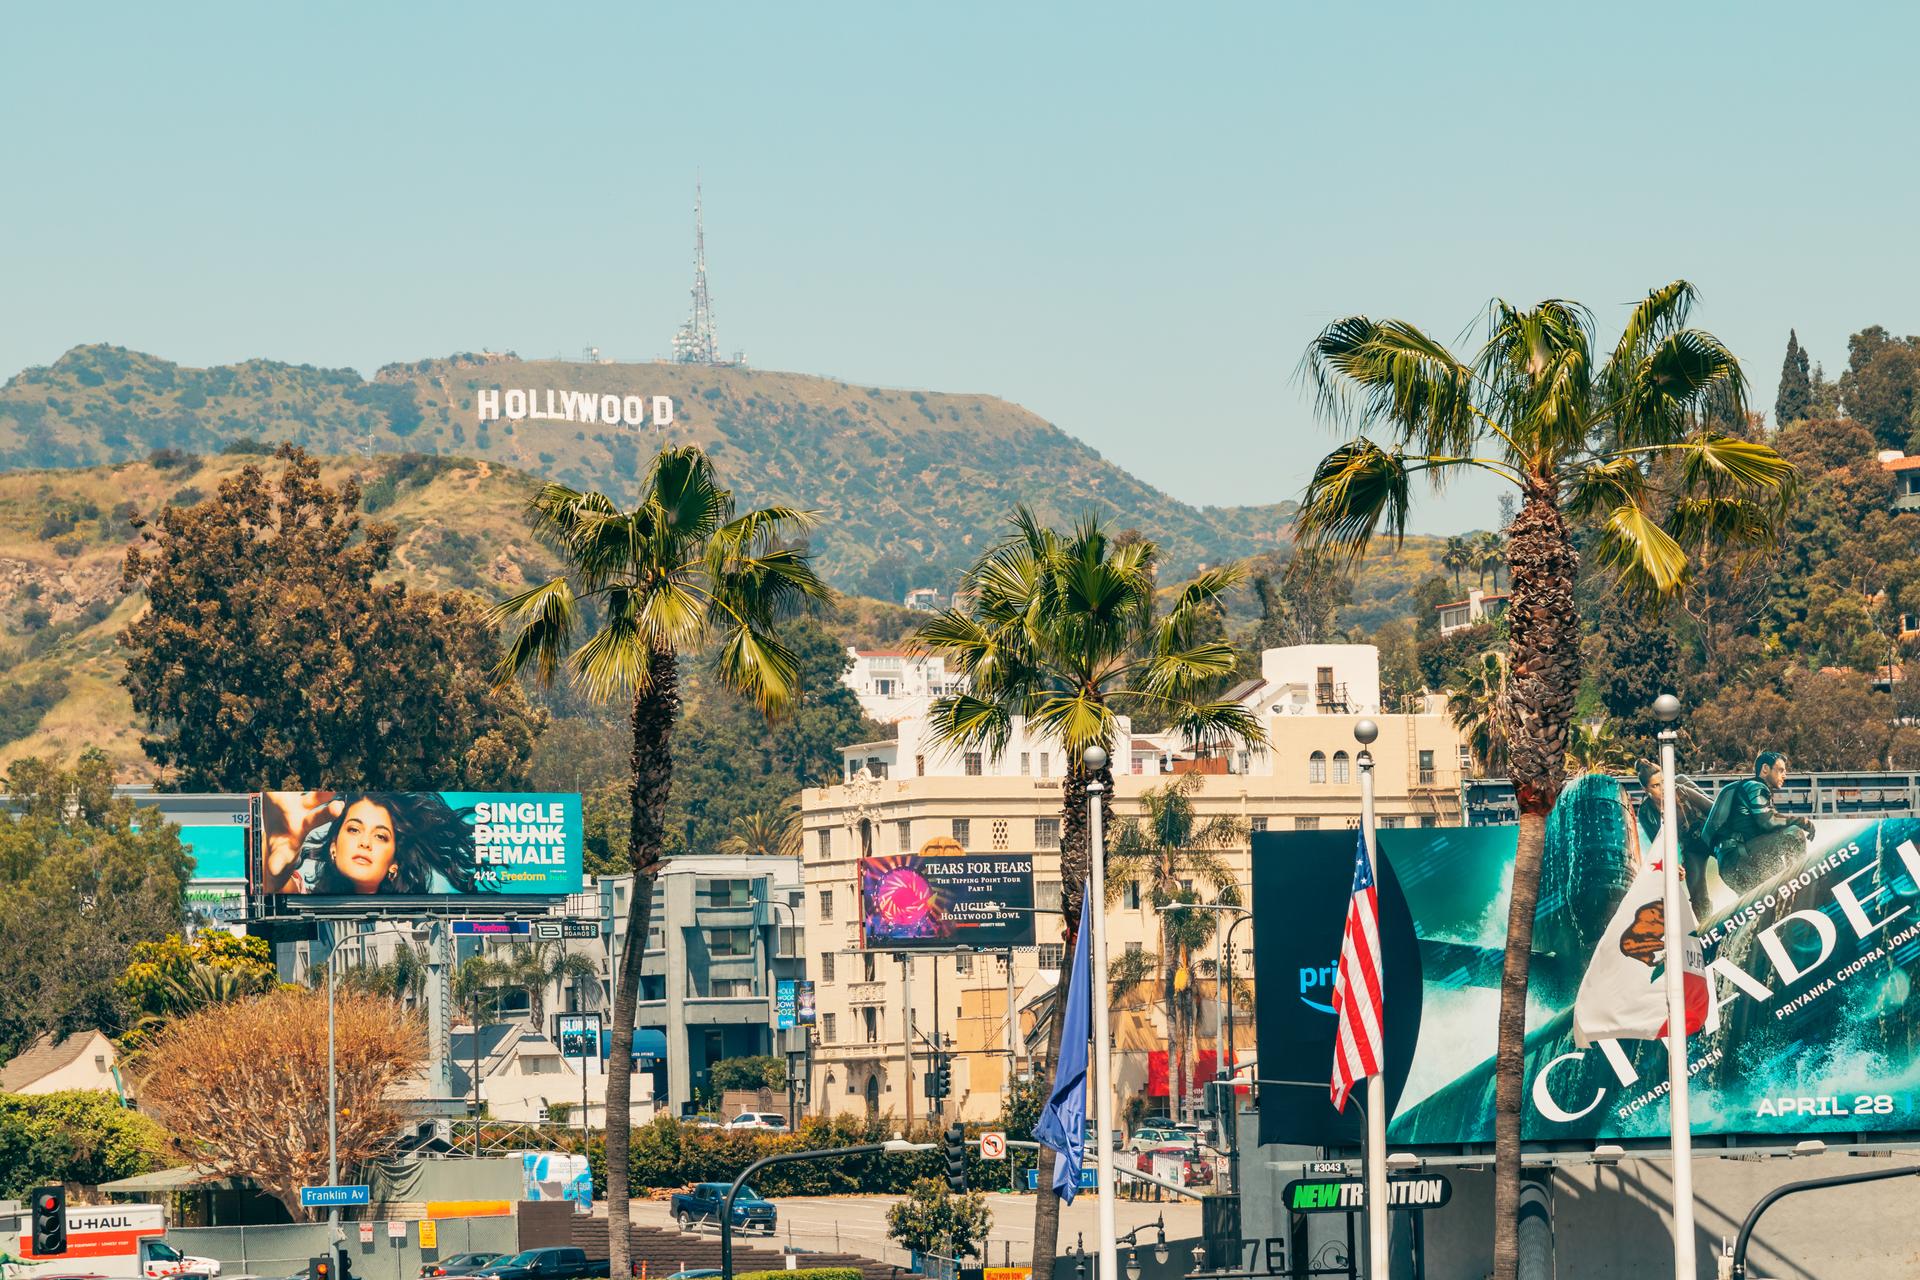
[1256,774,1920,1149]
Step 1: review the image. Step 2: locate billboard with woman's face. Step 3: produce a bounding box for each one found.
[256,790,582,905]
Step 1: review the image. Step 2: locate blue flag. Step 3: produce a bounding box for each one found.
[1033,878,1093,1202]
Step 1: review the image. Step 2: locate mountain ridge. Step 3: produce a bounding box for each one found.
[1,344,1299,593]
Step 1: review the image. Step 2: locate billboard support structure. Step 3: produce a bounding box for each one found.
[1655,694,1695,1280]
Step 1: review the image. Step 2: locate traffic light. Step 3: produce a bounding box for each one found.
[944,1121,968,1193]
[31,1186,65,1255]
[309,1258,332,1280]
[934,1055,952,1099]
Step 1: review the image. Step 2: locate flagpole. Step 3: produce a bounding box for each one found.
[1084,745,1118,1280]
[1654,693,1694,1279]
[1355,720,1388,1280]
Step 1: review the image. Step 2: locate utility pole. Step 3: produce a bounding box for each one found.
[900,953,914,1124]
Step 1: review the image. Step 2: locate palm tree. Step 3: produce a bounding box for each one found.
[1296,282,1793,1276]
[1441,535,1471,589]
[1447,651,1509,777]
[916,509,1262,1280]
[339,941,430,1006]
[1474,529,1506,590]
[718,804,802,858]
[1105,773,1245,1123]
[491,446,828,1279]
[1566,718,1628,774]
[455,940,601,1032]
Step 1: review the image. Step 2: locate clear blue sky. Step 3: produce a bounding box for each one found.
[5,2,1916,532]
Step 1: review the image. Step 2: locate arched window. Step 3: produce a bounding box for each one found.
[1308,751,1327,784]
[1332,751,1351,784]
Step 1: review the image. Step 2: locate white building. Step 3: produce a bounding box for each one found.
[843,648,963,724]
[1436,588,1510,636]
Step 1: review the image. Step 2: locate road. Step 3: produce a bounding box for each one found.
[628,1188,1205,1268]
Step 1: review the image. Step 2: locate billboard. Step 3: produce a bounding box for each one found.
[555,1012,601,1060]
[1256,774,1920,1149]
[859,853,1036,950]
[777,978,817,1029]
[256,791,581,905]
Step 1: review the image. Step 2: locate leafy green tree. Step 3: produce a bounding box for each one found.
[120,446,543,790]
[885,1177,993,1260]
[1294,281,1794,1275]
[1251,551,1352,648]
[0,751,193,1059]
[490,445,829,1280]
[1838,325,1920,448]
[1776,329,1813,426]
[708,1054,786,1092]
[116,931,278,1050]
[0,1090,168,1196]
[917,511,1261,1280]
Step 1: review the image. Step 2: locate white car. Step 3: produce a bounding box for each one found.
[725,1111,789,1131]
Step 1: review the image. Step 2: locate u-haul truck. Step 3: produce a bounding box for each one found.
[14,1203,221,1278]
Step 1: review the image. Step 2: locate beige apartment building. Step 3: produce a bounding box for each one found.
[799,643,1468,1126]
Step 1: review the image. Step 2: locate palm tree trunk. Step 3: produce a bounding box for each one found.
[1489,484,1578,1280]
[605,646,679,1280]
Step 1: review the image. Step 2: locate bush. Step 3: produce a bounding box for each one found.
[737,1270,861,1280]
[19,606,50,631]
[147,447,201,474]
[220,437,272,455]
[709,1054,786,1092]
[0,1089,169,1197]
[885,1178,991,1258]
[51,538,83,559]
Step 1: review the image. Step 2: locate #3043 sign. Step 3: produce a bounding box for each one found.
[1256,773,1920,1149]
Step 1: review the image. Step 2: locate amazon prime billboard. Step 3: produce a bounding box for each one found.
[1256,771,1920,1149]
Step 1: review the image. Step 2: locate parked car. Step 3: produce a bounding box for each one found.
[420,1255,508,1278]
[1125,1125,1193,1153]
[469,1249,602,1280]
[669,1182,778,1233]
[725,1111,789,1131]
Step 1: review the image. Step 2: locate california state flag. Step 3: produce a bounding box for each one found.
[1572,861,1708,1047]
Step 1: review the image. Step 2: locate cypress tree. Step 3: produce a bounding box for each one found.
[1776,328,1813,426]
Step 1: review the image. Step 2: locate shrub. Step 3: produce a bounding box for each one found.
[52,538,83,559]
[737,1270,861,1280]
[17,606,50,632]
[0,1089,168,1197]
[709,1054,786,1092]
[219,438,272,455]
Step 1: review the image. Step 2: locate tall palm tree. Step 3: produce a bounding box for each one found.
[1105,773,1245,1123]
[1565,718,1628,774]
[916,509,1262,1280]
[1474,529,1506,590]
[1441,535,1471,589]
[1447,650,1509,777]
[1296,282,1793,1277]
[718,804,803,858]
[455,940,601,1032]
[491,446,828,1279]
[340,940,430,1006]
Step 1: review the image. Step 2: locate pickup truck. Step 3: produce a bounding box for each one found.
[469,1248,604,1280]
[669,1183,777,1234]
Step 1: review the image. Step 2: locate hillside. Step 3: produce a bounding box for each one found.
[0,345,1299,593]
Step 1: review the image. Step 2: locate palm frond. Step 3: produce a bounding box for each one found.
[1565,456,1647,521]
[1664,432,1797,500]
[1608,280,1697,374]
[1612,329,1749,446]
[1595,501,1690,600]
[491,577,580,688]
[713,623,803,716]
[1304,316,1481,456]
[1293,439,1414,561]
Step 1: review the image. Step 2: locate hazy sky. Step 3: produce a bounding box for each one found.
[5,2,1916,532]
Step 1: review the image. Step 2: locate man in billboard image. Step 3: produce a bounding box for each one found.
[261,790,478,895]
[1635,760,1715,918]
[1701,751,1814,899]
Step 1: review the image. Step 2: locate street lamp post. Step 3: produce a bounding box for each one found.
[720,1136,933,1280]
[1084,745,1119,1280]
[1153,900,1251,1122]
[1355,719,1387,1280]
[1654,693,1696,1280]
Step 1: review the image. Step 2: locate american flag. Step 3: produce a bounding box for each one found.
[1331,828,1384,1112]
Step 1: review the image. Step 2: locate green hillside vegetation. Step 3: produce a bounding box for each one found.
[0,345,1303,592]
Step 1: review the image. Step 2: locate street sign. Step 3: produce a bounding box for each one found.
[1306,1160,1350,1175]
[300,1184,371,1208]
[979,1131,1007,1160]
[534,921,562,940]
[388,1220,407,1240]
[418,1221,438,1250]
[1281,1174,1452,1213]
[1025,1167,1097,1191]
[452,920,531,936]
[562,920,600,938]
[358,1225,374,1245]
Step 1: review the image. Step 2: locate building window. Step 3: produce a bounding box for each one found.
[823,1013,838,1044]
[867,756,888,779]
[1035,818,1061,849]
[779,925,802,956]
[1420,815,1438,829]
[1296,816,1320,831]
[1040,752,1051,778]
[896,819,912,853]
[818,890,834,922]
[1458,744,1473,770]
[708,977,755,998]
[1250,816,1268,833]
[1308,751,1327,784]
[1125,940,1143,957]
[1038,944,1066,970]
[863,1007,879,1042]
[1419,749,1437,784]
[522,1056,563,1075]
[847,759,859,782]
[992,819,1009,850]
[822,952,836,983]
[818,827,833,859]
[707,927,753,957]
[1020,752,1031,775]
[965,752,984,776]
[1379,815,1405,829]
[955,952,973,976]
[1344,818,1362,829]
[874,678,896,696]
[1124,881,1142,910]
[700,878,752,908]
[1332,751,1351,784]
[1036,879,1063,913]
[952,818,971,847]
[916,755,926,777]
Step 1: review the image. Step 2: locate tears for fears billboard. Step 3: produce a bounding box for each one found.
[1256,775,1920,1149]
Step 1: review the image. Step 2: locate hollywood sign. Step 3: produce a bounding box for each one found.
[477,387,675,428]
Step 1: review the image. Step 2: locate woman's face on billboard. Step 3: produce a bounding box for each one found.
[333,799,398,892]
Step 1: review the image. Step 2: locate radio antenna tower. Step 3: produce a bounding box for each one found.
[672,181,721,364]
